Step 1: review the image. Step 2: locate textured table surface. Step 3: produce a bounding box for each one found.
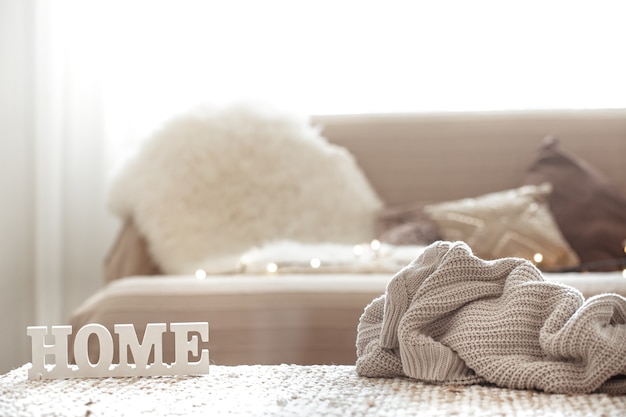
[1,364,625,416]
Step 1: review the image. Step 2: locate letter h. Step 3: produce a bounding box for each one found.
[27,326,73,379]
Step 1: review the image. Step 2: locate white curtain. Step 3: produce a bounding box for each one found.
[30,1,110,327]
[1,0,625,373]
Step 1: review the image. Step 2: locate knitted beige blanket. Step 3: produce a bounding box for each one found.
[2,364,625,416]
[356,241,626,394]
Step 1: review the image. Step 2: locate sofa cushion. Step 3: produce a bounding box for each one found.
[522,137,626,271]
[376,203,442,246]
[423,183,579,270]
[107,103,382,274]
[104,218,162,283]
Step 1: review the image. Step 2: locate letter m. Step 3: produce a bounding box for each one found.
[115,323,166,370]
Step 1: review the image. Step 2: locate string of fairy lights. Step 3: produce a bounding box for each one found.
[195,239,626,278]
[241,239,386,275]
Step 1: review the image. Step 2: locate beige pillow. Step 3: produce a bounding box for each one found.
[423,183,579,270]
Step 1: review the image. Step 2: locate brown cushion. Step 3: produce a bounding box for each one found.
[523,137,626,271]
[104,218,162,283]
[376,203,442,245]
[423,183,579,270]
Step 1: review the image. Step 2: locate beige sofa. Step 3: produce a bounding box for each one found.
[70,108,626,366]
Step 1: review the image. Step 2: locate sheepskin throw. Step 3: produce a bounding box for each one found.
[239,240,426,274]
[356,241,626,394]
[108,104,382,273]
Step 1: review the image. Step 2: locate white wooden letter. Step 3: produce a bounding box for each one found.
[27,325,72,379]
[28,322,210,379]
[170,322,209,374]
[115,323,167,373]
[73,323,114,377]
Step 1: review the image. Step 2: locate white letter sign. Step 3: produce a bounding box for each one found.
[27,322,209,379]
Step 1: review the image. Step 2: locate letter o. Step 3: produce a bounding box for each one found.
[74,324,114,374]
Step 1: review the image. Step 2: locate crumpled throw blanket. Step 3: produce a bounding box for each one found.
[356,241,626,394]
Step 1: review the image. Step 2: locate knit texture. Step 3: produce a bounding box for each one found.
[356,241,626,394]
[4,364,626,416]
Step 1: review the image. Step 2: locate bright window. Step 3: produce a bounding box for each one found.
[54,0,626,134]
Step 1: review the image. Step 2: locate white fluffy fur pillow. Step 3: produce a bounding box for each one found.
[108,104,382,274]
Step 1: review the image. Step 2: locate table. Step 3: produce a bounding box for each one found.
[1,364,625,416]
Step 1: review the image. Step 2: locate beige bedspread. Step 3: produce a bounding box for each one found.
[69,272,626,366]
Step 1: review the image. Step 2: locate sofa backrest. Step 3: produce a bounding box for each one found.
[313,109,626,206]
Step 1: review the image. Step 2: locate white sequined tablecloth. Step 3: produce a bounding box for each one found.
[1,364,625,416]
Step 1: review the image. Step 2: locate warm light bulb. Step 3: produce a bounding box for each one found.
[370,239,381,251]
[195,269,207,280]
[266,263,278,273]
[533,253,543,263]
[310,258,321,269]
[353,245,364,256]
[622,269,626,279]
